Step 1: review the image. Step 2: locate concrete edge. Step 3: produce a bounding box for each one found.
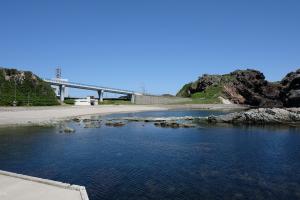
[71,185,90,200]
[0,170,89,200]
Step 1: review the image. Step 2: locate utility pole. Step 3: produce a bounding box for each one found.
[56,67,62,79]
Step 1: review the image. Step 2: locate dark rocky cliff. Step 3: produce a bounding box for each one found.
[280,69,300,107]
[177,68,300,107]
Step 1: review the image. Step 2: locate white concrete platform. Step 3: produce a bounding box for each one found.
[0,170,89,200]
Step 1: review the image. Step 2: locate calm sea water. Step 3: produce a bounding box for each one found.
[0,110,300,200]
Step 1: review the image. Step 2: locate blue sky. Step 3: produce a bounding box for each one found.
[0,0,300,96]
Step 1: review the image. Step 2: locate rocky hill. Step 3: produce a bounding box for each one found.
[177,69,300,107]
[0,67,59,106]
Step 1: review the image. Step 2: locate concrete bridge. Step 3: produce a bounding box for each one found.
[44,79,140,103]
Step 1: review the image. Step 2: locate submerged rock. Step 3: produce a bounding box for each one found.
[181,123,197,128]
[82,118,101,123]
[105,121,126,127]
[119,116,196,122]
[154,121,197,128]
[63,127,76,133]
[72,118,81,123]
[154,121,179,128]
[111,116,199,128]
[84,122,101,128]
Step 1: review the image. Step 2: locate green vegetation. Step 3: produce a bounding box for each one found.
[98,99,132,105]
[176,71,239,104]
[185,85,223,104]
[221,74,237,82]
[171,85,223,104]
[0,68,59,106]
[64,99,75,105]
[176,83,192,97]
[177,73,238,99]
[191,85,223,99]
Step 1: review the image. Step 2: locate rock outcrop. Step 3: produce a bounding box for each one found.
[177,68,300,108]
[229,70,282,107]
[109,108,300,127]
[105,121,126,127]
[154,121,197,128]
[280,69,300,107]
[207,108,300,125]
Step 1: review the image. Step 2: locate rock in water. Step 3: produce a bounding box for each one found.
[105,121,126,127]
[84,122,101,128]
[154,121,197,128]
[72,118,81,123]
[63,127,76,133]
[208,108,300,125]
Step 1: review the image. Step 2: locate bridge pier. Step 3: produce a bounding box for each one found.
[98,90,104,102]
[59,85,65,103]
[131,94,135,104]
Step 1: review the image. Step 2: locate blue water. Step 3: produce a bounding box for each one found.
[0,110,300,200]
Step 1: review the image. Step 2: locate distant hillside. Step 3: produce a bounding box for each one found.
[0,67,59,106]
[177,69,300,107]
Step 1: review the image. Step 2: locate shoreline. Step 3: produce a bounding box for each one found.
[0,104,248,128]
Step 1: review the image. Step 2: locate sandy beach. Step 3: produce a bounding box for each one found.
[0,104,247,127]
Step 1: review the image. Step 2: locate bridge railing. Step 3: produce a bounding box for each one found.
[43,79,136,94]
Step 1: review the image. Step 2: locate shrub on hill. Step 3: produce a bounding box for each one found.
[0,67,59,106]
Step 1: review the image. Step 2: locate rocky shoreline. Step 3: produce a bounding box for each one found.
[28,107,300,134]
[1,106,299,131]
[207,108,300,125]
[107,108,300,128]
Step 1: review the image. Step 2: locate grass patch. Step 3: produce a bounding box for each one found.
[64,99,75,105]
[176,82,192,97]
[182,85,223,104]
[188,98,222,104]
[191,85,222,99]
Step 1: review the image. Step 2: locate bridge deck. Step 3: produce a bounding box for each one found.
[44,79,137,95]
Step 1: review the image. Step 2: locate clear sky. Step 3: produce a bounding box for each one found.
[0,0,300,96]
